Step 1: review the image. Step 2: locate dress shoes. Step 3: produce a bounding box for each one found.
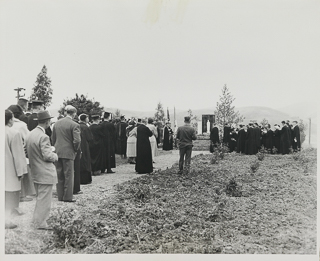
[107,170,115,174]
[73,191,83,195]
[63,199,76,203]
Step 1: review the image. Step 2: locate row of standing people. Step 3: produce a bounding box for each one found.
[210,121,301,155]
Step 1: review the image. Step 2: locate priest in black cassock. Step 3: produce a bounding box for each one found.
[163,122,174,151]
[210,123,219,152]
[17,98,29,124]
[135,119,153,174]
[280,121,291,154]
[229,126,238,153]
[27,100,44,131]
[116,116,128,158]
[236,125,246,153]
[265,124,273,152]
[101,112,116,173]
[72,114,82,195]
[223,123,231,148]
[245,123,255,155]
[253,123,261,153]
[79,114,93,184]
[292,121,301,152]
[89,115,106,174]
[273,124,281,154]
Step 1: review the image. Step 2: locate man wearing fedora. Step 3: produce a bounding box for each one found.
[26,110,58,230]
[27,100,44,131]
[52,105,81,202]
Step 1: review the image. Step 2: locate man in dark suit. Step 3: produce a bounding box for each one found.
[26,110,58,230]
[292,121,301,152]
[52,105,81,202]
[17,98,29,124]
[101,112,116,173]
[210,123,219,152]
[27,100,44,131]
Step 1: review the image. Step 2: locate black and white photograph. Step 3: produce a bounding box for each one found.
[0,0,319,260]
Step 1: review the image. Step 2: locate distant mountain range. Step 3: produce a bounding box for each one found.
[49,101,317,147]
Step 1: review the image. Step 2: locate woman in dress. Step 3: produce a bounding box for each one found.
[163,122,174,151]
[126,120,137,164]
[146,118,158,163]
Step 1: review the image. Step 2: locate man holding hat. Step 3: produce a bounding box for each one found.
[26,110,58,229]
[176,116,197,174]
[52,105,81,202]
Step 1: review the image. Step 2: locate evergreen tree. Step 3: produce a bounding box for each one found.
[154,102,165,124]
[187,109,199,130]
[31,65,53,109]
[260,118,269,128]
[214,84,244,127]
[299,119,307,145]
[114,109,121,118]
[58,93,104,119]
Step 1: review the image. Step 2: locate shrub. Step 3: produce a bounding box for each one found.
[225,178,242,197]
[250,160,260,173]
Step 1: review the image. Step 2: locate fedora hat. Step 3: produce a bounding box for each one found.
[34,110,53,121]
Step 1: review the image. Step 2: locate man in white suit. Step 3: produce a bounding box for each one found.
[26,110,58,230]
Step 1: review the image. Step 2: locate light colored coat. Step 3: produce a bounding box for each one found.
[5,126,28,191]
[51,116,81,160]
[26,126,58,184]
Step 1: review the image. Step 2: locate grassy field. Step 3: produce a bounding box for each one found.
[5,148,317,254]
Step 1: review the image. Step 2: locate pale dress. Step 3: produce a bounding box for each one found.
[126,127,137,157]
[146,124,159,161]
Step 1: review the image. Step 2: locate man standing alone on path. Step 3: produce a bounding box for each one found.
[26,110,58,230]
[176,116,197,174]
[52,105,81,202]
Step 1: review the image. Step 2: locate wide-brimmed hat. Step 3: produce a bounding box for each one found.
[34,110,53,121]
[7,105,23,114]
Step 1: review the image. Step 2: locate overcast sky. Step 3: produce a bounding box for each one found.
[1,0,319,113]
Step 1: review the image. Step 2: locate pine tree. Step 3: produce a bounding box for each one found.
[31,65,53,109]
[214,84,244,127]
[187,109,199,130]
[114,109,121,118]
[58,93,104,119]
[154,102,165,124]
[260,118,269,128]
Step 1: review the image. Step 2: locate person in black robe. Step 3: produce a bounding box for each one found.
[236,125,246,153]
[155,121,161,147]
[280,121,291,154]
[89,115,106,174]
[101,112,116,173]
[135,119,153,174]
[292,121,301,152]
[116,116,128,158]
[253,123,261,153]
[27,100,44,131]
[245,124,255,155]
[163,122,174,151]
[273,124,281,154]
[17,98,29,124]
[265,124,273,153]
[79,114,93,184]
[229,127,238,152]
[223,123,231,149]
[70,114,82,195]
[210,123,219,152]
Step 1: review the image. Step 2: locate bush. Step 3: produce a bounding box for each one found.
[225,178,242,197]
[250,160,260,173]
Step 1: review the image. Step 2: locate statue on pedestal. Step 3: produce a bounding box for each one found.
[207,120,210,134]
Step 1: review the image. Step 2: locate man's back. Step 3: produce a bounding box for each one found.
[177,124,197,148]
[52,117,81,160]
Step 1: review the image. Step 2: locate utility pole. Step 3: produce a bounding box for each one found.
[309,118,311,145]
[14,87,26,103]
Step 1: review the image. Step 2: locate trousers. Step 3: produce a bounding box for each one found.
[33,183,53,228]
[56,158,74,201]
[179,145,193,171]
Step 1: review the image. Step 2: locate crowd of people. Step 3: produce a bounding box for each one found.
[4,98,180,230]
[210,121,301,155]
[5,97,301,231]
